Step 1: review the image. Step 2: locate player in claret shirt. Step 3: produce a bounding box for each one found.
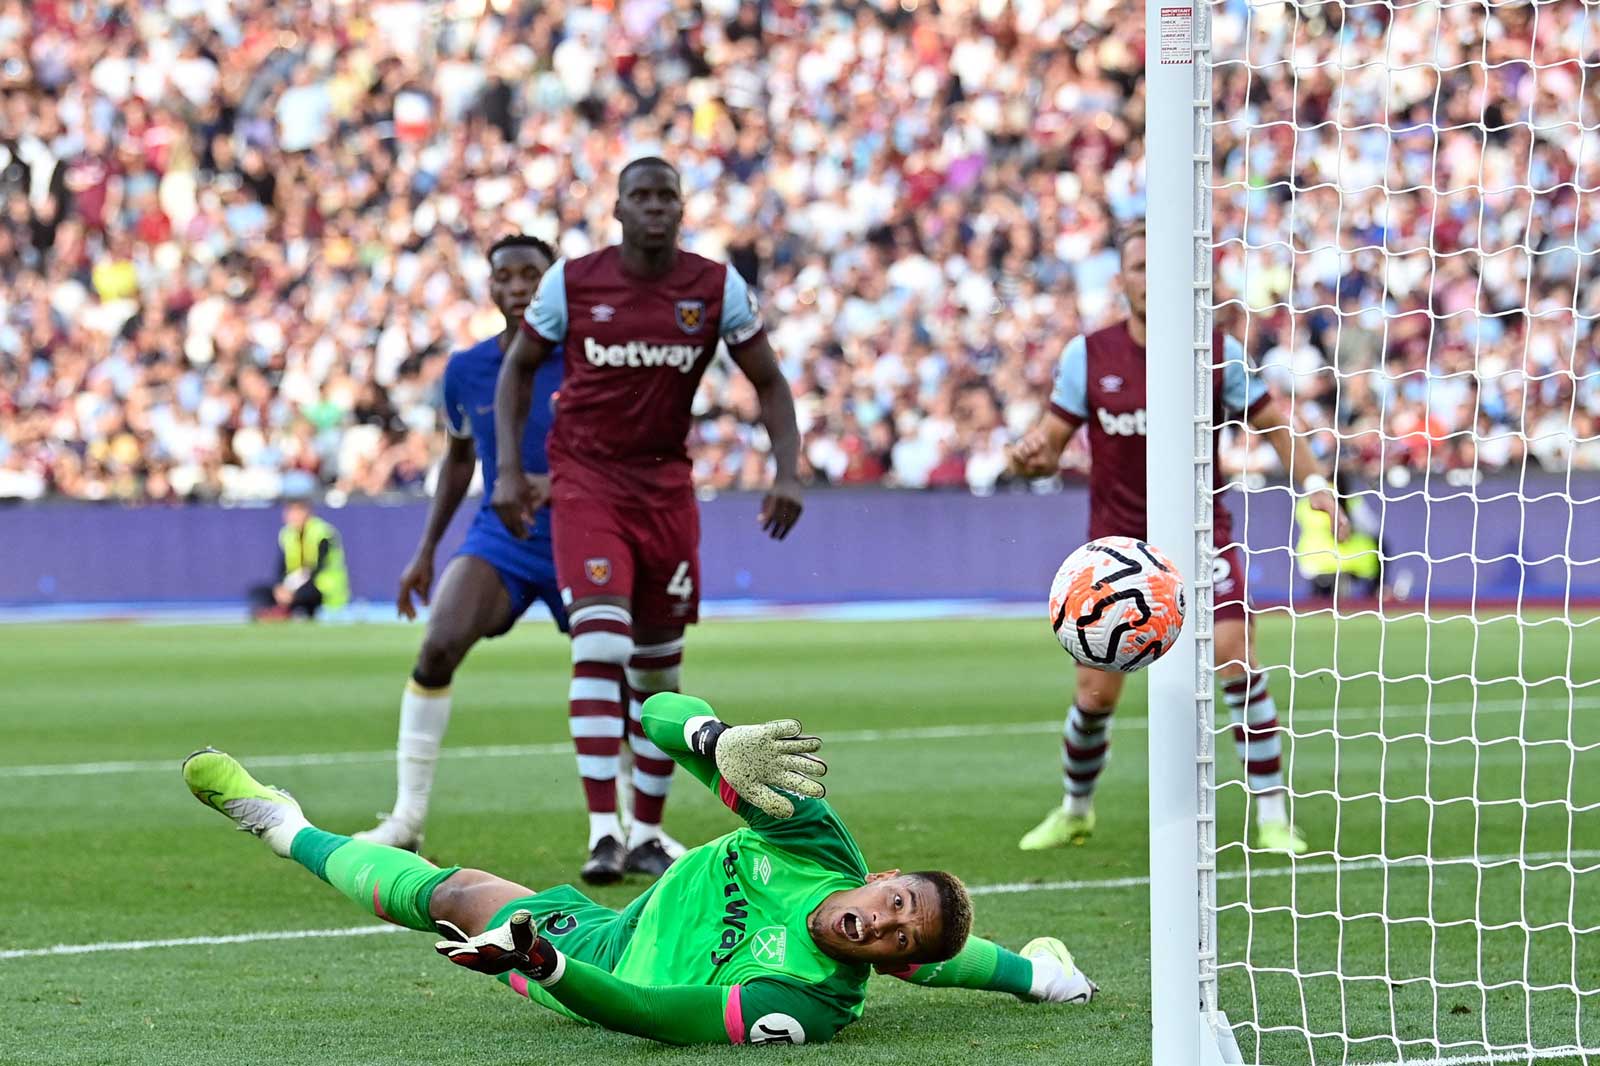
[1007,225,1348,855]
[182,693,1097,1046]
[491,157,805,884]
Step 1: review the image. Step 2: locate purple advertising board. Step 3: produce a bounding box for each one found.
[2,476,1596,608]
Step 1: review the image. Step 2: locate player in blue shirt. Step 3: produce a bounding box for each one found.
[357,235,567,852]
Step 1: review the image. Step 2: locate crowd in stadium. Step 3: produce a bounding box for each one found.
[2,0,1596,503]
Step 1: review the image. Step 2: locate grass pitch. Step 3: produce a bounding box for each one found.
[2,613,1595,1065]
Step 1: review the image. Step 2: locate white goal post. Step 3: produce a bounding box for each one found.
[1146,0,1598,1063]
[1146,0,1235,1060]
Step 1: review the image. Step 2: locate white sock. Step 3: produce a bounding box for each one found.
[393,679,452,828]
[1256,790,1287,825]
[1065,793,1094,818]
[589,811,623,849]
[262,811,311,858]
[628,820,662,849]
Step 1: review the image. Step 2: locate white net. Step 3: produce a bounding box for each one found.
[1198,0,1600,1062]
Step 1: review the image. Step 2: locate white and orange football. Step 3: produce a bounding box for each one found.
[1048,536,1187,673]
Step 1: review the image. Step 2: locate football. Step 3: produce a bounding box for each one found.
[1048,536,1187,672]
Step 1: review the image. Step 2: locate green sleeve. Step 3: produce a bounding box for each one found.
[639,693,869,878]
[883,936,1035,997]
[538,955,732,1045]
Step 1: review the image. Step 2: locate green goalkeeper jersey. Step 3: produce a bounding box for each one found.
[511,693,1037,1045]
[607,696,871,1044]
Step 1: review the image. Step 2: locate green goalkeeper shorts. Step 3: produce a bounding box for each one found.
[488,884,642,1021]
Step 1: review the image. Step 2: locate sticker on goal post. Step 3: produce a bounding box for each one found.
[1159,7,1192,66]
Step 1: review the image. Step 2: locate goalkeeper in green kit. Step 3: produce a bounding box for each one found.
[183,693,1096,1045]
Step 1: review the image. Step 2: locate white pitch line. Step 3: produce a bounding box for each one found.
[4,697,1595,780]
[1364,1045,1600,1065]
[0,924,405,959]
[9,847,1599,961]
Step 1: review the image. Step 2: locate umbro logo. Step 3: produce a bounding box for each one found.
[753,855,772,884]
[1100,375,1124,393]
[592,304,615,321]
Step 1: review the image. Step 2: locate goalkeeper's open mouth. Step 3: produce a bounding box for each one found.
[838,911,865,943]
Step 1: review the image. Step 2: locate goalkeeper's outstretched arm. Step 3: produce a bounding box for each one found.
[884,935,1097,1005]
[639,692,828,827]
[437,913,834,1045]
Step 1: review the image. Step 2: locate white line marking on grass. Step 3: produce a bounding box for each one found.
[10,848,1600,961]
[5,698,1596,780]
[0,924,404,959]
[1364,1045,1600,1065]
[967,849,1600,898]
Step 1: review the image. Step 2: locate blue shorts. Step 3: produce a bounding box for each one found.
[454,510,569,637]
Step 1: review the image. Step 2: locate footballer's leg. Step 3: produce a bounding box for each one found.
[565,591,634,884]
[427,869,539,936]
[618,503,697,874]
[623,623,684,874]
[1215,617,1306,855]
[1019,665,1124,850]
[183,749,464,932]
[358,556,514,850]
[553,497,639,884]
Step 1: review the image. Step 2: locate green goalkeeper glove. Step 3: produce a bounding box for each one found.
[690,717,827,819]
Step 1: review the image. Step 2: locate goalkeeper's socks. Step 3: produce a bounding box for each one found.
[288,827,458,933]
[392,676,452,828]
[1222,672,1284,791]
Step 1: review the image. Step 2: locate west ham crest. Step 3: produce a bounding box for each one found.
[585,558,612,585]
[675,299,706,334]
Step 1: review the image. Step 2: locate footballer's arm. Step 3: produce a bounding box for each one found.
[1245,396,1349,539]
[528,958,735,1045]
[881,934,1094,1003]
[728,332,804,540]
[397,432,477,618]
[490,325,557,539]
[639,692,831,830]
[1008,408,1083,478]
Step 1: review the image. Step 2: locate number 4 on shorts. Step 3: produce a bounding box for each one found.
[667,561,694,601]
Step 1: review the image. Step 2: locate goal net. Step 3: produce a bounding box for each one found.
[1195,0,1600,1063]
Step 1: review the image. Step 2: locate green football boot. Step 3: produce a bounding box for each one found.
[1018,806,1096,850]
[182,748,308,857]
[1255,819,1309,856]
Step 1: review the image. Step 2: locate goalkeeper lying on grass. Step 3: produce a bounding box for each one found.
[183,693,1096,1045]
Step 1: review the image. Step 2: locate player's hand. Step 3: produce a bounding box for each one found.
[1309,488,1351,541]
[759,476,804,540]
[1006,431,1058,478]
[434,911,561,982]
[1019,938,1098,1005]
[396,550,434,620]
[523,472,552,512]
[490,468,534,539]
[701,718,827,819]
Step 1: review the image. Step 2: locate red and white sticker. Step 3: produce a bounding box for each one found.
[1160,7,1193,65]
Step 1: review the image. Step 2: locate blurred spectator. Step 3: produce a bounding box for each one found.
[248,498,349,620]
[2,0,1597,504]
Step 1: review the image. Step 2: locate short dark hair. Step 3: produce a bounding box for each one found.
[486,233,556,264]
[618,156,680,190]
[1115,223,1147,255]
[909,871,973,964]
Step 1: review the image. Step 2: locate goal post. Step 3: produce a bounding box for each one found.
[1146,0,1236,1061]
[1149,0,1600,1062]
